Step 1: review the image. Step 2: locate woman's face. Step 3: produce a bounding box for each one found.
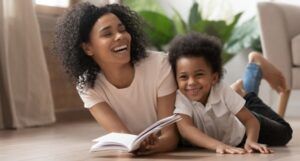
[83,13,132,67]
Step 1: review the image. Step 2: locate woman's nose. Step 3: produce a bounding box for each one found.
[115,32,123,41]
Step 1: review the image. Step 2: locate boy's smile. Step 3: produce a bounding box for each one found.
[176,56,219,104]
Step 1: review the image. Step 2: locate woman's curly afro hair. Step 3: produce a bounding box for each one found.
[168,32,224,81]
[53,2,147,89]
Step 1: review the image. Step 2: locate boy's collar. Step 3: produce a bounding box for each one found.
[190,84,222,112]
[206,84,222,105]
[176,83,221,107]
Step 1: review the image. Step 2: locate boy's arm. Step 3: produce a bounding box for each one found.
[235,107,272,153]
[177,114,245,154]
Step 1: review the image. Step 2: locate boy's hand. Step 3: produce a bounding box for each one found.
[134,134,159,155]
[244,141,273,154]
[216,144,246,154]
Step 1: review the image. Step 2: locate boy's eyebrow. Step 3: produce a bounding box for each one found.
[194,69,205,72]
[177,69,205,74]
[177,71,187,75]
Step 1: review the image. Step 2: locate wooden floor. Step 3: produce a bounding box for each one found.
[1,118,300,161]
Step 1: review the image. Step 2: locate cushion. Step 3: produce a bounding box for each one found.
[292,34,300,66]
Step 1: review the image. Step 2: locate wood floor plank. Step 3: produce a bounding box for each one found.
[0,118,299,161]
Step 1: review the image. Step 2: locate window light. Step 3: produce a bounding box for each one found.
[35,0,70,8]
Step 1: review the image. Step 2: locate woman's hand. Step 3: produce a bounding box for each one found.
[134,134,159,155]
[244,141,273,154]
[216,143,246,154]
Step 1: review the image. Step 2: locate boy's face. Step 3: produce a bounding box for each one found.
[176,56,219,104]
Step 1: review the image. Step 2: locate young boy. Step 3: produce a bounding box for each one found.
[168,33,292,154]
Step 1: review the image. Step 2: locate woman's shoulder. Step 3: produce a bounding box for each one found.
[147,50,167,56]
[138,50,168,66]
[147,50,168,60]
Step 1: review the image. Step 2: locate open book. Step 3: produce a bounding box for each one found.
[90,114,181,152]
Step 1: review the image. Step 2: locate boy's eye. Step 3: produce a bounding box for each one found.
[195,73,204,77]
[178,75,188,80]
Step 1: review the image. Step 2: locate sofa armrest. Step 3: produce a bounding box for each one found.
[292,34,300,66]
[257,2,293,88]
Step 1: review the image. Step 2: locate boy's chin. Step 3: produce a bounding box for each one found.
[187,95,202,102]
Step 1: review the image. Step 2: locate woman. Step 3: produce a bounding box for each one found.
[53,2,178,155]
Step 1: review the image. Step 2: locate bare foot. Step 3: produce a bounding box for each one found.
[230,79,247,97]
[248,52,287,93]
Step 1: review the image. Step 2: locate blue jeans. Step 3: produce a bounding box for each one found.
[243,63,262,94]
[238,63,292,146]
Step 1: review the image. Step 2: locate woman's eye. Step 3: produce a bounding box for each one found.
[119,26,126,32]
[102,32,112,37]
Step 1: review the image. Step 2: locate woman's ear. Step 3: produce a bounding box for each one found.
[81,43,94,56]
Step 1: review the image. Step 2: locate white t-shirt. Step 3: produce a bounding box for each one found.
[174,82,246,146]
[78,51,177,134]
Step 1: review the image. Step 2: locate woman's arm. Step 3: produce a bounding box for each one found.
[156,91,179,152]
[89,102,130,133]
[89,92,178,155]
[236,107,272,153]
[177,114,246,154]
[137,92,178,155]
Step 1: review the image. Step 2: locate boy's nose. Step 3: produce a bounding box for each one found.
[187,77,195,85]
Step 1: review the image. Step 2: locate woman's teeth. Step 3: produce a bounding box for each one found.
[113,45,127,52]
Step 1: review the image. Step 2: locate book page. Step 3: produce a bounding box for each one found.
[91,133,137,152]
[130,114,181,150]
[136,114,181,139]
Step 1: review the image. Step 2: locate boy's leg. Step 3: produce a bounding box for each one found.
[277,90,291,117]
[244,93,292,146]
[247,52,287,93]
[233,52,287,95]
[242,61,262,94]
[231,81,292,146]
[244,52,290,117]
[232,53,263,95]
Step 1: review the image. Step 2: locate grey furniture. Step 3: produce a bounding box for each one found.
[257,2,300,117]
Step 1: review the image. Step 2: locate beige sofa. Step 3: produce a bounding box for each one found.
[257,2,300,116]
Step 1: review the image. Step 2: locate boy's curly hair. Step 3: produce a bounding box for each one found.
[53,2,147,89]
[168,32,224,80]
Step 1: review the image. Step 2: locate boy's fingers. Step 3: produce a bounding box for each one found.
[216,149,224,154]
[260,145,272,154]
[244,145,253,153]
[262,146,270,153]
[236,148,246,154]
[250,143,269,154]
[225,148,235,154]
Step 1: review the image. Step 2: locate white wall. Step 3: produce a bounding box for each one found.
[157,0,300,23]
[157,0,268,24]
